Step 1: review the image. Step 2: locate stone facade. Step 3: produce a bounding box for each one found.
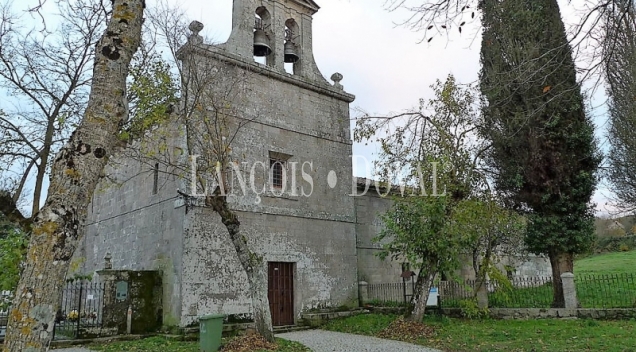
[79,0,551,328]
[81,0,362,327]
[80,140,186,325]
[354,180,405,284]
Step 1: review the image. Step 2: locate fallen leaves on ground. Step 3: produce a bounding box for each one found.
[221,333,277,352]
[376,316,437,343]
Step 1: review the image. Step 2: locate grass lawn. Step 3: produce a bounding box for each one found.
[441,251,636,309]
[83,336,309,352]
[323,313,636,352]
[576,251,636,275]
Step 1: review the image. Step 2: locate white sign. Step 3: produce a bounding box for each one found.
[426,287,438,306]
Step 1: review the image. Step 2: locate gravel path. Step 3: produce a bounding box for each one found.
[277,330,442,352]
[51,330,442,352]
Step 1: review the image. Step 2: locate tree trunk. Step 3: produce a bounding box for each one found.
[3,1,144,351]
[548,251,574,308]
[30,161,47,217]
[472,249,480,279]
[206,195,275,342]
[407,265,437,322]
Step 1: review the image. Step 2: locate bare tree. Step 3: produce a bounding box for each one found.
[0,0,107,217]
[104,2,276,341]
[605,1,636,212]
[383,0,636,90]
[3,0,144,350]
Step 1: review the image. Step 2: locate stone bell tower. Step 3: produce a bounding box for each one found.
[172,0,358,327]
[222,0,325,82]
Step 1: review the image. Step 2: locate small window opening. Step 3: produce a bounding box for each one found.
[269,158,285,189]
[153,163,159,195]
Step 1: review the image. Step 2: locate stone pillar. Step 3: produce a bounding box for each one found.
[561,272,577,309]
[475,280,489,309]
[358,281,368,306]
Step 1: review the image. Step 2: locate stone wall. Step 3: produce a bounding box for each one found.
[442,308,636,320]
[80,123,187,326]
[98,270,163,334]
[353,182,551,284]
[181,207,358,326]
[178,25,358,326]
[354,188,404,284]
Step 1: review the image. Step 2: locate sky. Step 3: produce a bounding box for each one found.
[172,0,614,214]
[179,0,483,174]
[8,0,616,215]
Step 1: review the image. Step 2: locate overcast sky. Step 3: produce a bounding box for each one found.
[9,0,615,215]
[176,0,613,213]
[183,0,484,172]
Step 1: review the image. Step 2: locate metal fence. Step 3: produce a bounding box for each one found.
[53,280,106,340]
[367,274,636,309]
[364,274,636,309]
[439,276,561,308]
[488,276,558,308]
[0,281,107,343]
[367,282,415,306]
[577,273,636,308]
[1,290,11,342]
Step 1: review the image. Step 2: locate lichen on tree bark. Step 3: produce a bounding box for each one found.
[2,1,144,351]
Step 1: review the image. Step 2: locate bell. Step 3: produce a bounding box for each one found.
[253,30,272,57]
[284,41,299,63]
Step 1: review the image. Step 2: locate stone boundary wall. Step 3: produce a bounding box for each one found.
[301,309,368,327]
[441,308,636,320]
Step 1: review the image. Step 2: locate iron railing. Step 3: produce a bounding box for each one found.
[488,276,558,308]
[53,280,106,340]
[577,273,636,308]
[367,282,415,307]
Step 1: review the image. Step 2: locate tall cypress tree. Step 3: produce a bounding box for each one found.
[479,0,600,307]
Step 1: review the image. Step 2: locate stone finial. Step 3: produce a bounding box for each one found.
[188,21,204,45]
[331,72,344,90]
[104,252,112,270]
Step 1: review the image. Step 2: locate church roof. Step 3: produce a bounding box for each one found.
[288,0,320,14]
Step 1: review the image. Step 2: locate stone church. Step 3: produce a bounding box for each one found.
[78,0,549,328]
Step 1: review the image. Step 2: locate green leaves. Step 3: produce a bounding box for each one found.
[0,225,27,297]
[375,195,466,275]
[478,0,600,257]
[123,52,180,140]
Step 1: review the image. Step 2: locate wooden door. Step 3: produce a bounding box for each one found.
[268,262,294,326]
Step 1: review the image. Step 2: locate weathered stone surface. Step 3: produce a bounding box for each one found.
[441,307,636,320]
[81,0,360,328]
[98,270,162,334]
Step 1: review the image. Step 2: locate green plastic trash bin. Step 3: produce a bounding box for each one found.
[199,314,225,352]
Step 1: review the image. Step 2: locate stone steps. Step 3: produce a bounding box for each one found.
[273,325,312,334]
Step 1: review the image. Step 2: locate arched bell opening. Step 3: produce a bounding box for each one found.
[284,19,300,74]
[254,7,272,65]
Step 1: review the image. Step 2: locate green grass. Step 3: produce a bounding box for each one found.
[487,283,553,308]
[439,251,636,309]
[323,313,636,352]
[364,299,405,307]
[86,336,309,352]
[425,316,636,352]
[576,250,636,275]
